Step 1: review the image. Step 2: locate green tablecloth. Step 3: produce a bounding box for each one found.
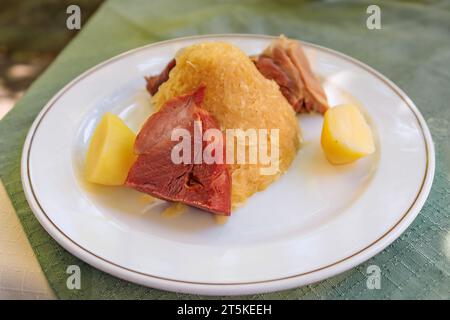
[0,0,449,299]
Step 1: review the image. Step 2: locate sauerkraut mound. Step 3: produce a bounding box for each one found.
[152,42,300,205]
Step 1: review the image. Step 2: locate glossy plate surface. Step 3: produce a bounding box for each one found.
[21,35,434,295]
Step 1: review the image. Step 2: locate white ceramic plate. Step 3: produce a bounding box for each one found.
[21,35,434,295]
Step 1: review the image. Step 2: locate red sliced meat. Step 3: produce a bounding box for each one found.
[126,86,231,215]
[253,37,329,114]
[145,58,176,95]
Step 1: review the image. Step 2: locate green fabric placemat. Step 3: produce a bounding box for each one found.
[1,0,449,299]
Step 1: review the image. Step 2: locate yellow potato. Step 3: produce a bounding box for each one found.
[321,104,375,165]
[85,112,136,185]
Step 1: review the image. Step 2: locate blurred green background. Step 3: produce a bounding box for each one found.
[0,0,103,118]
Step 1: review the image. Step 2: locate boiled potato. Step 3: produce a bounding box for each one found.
[321,104,375,165]
[85,112,136,185]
